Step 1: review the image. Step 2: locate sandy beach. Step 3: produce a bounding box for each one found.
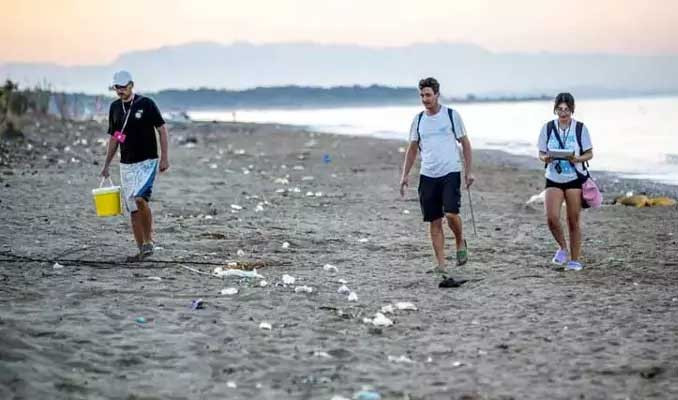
[1,117,677,400]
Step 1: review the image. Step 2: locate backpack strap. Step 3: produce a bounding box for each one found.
[415,111,424,151]
[447,108,459,141]
[575,121,589,170]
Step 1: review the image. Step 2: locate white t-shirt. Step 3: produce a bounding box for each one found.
[537,118,593,183]
[409,105,467,178]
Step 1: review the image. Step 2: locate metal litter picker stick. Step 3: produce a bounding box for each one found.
[467,186,478,237]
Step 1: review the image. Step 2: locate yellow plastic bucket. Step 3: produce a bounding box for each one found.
[92,178,122,217]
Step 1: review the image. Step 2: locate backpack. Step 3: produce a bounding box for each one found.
[415,107,459,151]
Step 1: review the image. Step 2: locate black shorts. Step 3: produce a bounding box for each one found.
[545,176,584,191]
[418,172,461,222]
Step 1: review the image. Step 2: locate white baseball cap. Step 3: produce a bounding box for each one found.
[111,70,133,87]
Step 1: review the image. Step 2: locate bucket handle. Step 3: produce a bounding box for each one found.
[99,177,115,188]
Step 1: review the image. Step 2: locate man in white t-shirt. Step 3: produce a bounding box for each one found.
[400,77,474,283]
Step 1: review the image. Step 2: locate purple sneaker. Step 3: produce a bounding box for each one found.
[566,261,583,271]
[552,249,568,265]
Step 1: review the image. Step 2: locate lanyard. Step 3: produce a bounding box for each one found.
[557,121,571,148]
[120,95,135,134]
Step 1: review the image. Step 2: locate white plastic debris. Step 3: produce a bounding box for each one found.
[147,276,162,281]
[213,267,264,279]
[230,204,243,210]
[323,264,338,273]
[372,313,394,327]
[403,210,410,214]
[227,262,238,267]
[395,302,418,311]
[291,187,301,193]
[338,278,347,284]
[306,191,315,197]
[301,176,314,181]
[380,304,395,314]
[388,355,414,364]
[227,381,237,388]
[204,215,213,220]
[294,285,314,293]
[337,285,351,295]
[347,292,359,302]
[313,351,331,358]
[293,165,304,170]
[220,288,239,295]
[209,163,218,169]
[282,242,290,249]
[53,262,64,270]
[259,280,269,287]
[275,188,286,193]
[282,274,296,285]
[236,249,245,257]
[453,361,463,367]
[234,149,246,155]
[255,204,265,212]
[526,190,546,205]
[315,192,323,197]
[274,177,289,184]
[259,322,272,330]
[358,238,369,243]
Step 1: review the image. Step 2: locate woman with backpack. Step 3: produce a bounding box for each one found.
[537,93,594,271]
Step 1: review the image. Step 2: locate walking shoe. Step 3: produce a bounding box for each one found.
[565,261,583,271]
[456,240,469,266]
[141,242,154,258]
[551,249,568,265]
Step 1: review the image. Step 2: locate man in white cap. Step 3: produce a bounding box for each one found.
[100,70,170,261]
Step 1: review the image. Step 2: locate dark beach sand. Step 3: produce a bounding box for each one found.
[1,118,677,400]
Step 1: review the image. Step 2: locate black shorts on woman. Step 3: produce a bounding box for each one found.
[418,172,462,222]
[545,175,586,192]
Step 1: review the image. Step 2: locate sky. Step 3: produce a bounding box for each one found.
[1,0,677,65]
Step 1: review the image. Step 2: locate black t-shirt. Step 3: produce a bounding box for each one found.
[107,94,165,164]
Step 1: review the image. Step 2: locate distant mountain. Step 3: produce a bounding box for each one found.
[2,41,678,97]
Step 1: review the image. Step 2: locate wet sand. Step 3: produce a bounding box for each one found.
[1,117,678,400]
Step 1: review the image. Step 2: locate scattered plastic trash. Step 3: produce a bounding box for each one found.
[230,204,243,210]
[337,285,351,294]
[220,288,239,295]
[395,302,418,311]
[358,238,369,243]
[388,355,414,364]
[204,215,213,220]
[259,280,269,287]
[338,278,347,284]
[323,264,338,273]
[322,153,331,164]
[291,187,301,193]
[209,163,218,169]
[259,322,272,330]
[347,292,359,302]
[282,274,296,285]
[293,165,305,170]
[147,276,162,281]
[371,313,394,327]
[282,242,290,249]
[237,249,245,257]
[403,210,410,214]
[313,351,331,358]
[234,149,246,155]
[301,176,314,181]
[294,285,314,293]
[381,304,395,314]
[354,390,381,400]
[274,177,289,184]
[315,192,323,197]
[427,356,433,363]
[255,204,265,212]
[306,191,315,197]
[213,267,264,279]
[276,188,286,193]
[526,190,546,205]
[135,317,146,324]
[53,262,64,269]
[227,381,237,388]
[191,299,205,310]
[453,361,463,367]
